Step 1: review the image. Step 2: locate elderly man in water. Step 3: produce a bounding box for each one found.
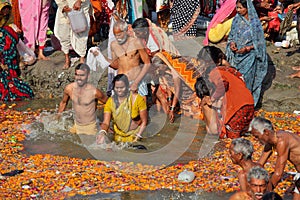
[109,19,151,99]
[229,138,262,191]
[230,166,270,200]
[58,63,107,135]
[249,117,300,199]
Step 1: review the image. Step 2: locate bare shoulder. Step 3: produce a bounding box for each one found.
[86,84,101,94]
[64,83,75,94]
[278,131,296,142]
[131,37,144,47]
[111,40,118,48]
[229,191,251,200]
[86,83,97,89]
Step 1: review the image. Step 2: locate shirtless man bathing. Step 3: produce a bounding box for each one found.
[109,19,151,98]
[249,117,300,199]
[58,63,107,135]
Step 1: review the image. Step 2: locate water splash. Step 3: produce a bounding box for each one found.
[22,110,130,151]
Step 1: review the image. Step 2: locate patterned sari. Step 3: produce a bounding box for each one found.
[225,0,267,106]
[171,0,201,40]
[0,26,34,101]
[154,52,209,119]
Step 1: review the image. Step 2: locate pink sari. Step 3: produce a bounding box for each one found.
[203,0,237,46]
[19,0,50,49]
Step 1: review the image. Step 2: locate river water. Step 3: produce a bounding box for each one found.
[11,99,259,199]
[17,98,216,165]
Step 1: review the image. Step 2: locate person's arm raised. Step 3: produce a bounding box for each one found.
[238,170,248,191]
[130,39,151,92]
[95,89,108,104]
[268,139,289,190]
[257,143,273,166]
[109,42,119,70]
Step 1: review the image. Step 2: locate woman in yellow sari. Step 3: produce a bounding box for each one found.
[97,74,148,143]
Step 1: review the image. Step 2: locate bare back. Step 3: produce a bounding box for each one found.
[277,131,300,172]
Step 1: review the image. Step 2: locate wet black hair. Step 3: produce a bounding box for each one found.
[112,74,130,108]
[132,18,149,29]
[198,46,226,66]
[194,77,211,100]
[237,0,248,9]
[112,74,130,89]
[75,63,90,74]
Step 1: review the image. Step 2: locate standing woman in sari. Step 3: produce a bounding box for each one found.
[97,74,148,143]
[0,26,34,101]
[225,0,268,107]
[19,0,51,60]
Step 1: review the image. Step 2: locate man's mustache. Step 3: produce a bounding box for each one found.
[254,192,264,197]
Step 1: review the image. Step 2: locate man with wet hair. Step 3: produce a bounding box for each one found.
[230,166,270,200]
[58,63,107,135]
[249,117,300,199]
[230,138,261,191]
[110,19,151,98]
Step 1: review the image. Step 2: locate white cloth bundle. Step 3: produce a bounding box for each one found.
[86,47,110,71]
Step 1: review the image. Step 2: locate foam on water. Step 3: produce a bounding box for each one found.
[22,110,130,151]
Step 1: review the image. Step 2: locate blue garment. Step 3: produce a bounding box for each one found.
[225,0,268,106]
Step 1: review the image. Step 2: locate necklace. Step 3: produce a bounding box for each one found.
[119,42,129,57]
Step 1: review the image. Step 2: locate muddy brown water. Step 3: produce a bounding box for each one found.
[13,98,241,200]
[13,99,294,199]
[17,98,210,165]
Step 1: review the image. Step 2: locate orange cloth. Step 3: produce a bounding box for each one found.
[10,0,22,30]
[90,0,102,13]
[161,51,205,91]
[154,52,205,119]
[209,67,254,124]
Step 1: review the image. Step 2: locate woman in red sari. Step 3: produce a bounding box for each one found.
[0,26,34,101]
